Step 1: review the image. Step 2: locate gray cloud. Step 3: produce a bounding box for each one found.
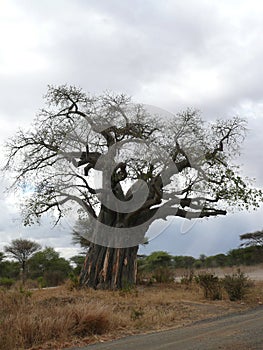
[0,178,80,258]
[0,0,263,258]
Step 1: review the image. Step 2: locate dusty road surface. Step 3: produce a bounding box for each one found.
[68,306,263,350]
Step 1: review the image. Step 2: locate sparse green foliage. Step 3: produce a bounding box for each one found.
[70,254,86,275]
[173,256,196,269]
[0,254,20,280]
[204,254,227,268]
[0,277,15,289]
[181,269,195,286]
[137,251,174,283]
[223,270,253,301]
[119,280,137,295]
[195,273,223,300]
[227,246,263,266]
[195,270,253,301]
[145,251,173,269]
[18,286,32,298]
[28,247,72,286]
[67,272,79,290]
[4,239,41,284]
[37,276,47,289]
[240,229,263,247]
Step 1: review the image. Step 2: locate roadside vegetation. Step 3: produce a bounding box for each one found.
[1,233,263,349]
[0,240,83,289]
[0,272,262,350]
[1,233,263,289]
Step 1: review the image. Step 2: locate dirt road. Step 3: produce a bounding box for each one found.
[69,306,263,350]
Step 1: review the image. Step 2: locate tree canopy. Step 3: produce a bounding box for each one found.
[4,238,41,283]
[4,239,41,266]
[4,85,262,250]
[240,229,263,247]
[28,247,72,286]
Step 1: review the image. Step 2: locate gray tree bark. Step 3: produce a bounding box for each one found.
[79,243,138,290]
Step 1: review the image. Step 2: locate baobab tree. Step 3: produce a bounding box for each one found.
[4,85,262,289]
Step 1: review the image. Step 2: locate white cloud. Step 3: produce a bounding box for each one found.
[0,1,50,75]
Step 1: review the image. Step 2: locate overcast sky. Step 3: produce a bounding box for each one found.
[0,0,262,259]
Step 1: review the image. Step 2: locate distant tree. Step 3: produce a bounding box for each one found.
[0,252,20,280]
[227,246,263,266]
[0,252,18,280]
[205,253,227,268]
[146,251,174,283]
[214,253,227,267]
[145,251,173,270]
[4,85,262,289]
[28,247,72,286]
[199,254,207,264]
[192,254,207,268]
[4,239,41,283]
[173,255,196,269]
[70,255,86,275]
[240,230,263,247]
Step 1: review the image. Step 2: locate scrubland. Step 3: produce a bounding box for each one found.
[1,267,263,350]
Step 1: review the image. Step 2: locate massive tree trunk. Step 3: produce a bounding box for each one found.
[78,176,152,290]
[79,243,139,289]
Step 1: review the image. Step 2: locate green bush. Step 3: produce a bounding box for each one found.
[223,270,253,301]
[37,276,47,289]
[195,273,222,300]
[0,277,15,288]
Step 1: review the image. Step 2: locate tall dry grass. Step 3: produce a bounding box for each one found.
[0,278,262,350]
[0,289,110,350]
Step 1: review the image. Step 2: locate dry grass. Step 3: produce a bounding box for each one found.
[0,289,110,350]
[0,277,262,350]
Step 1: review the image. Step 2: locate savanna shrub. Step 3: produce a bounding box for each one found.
[181,269,195,286]
[153,266,174,283]
[195,273,222,300]
[223,270,253,301]
[0,277,15,289]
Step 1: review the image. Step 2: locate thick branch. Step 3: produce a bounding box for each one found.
[149,205,227,222]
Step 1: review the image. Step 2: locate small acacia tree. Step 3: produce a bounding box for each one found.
[3,85,262,290]
[240,229,263,247]
[4,238,41,284]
